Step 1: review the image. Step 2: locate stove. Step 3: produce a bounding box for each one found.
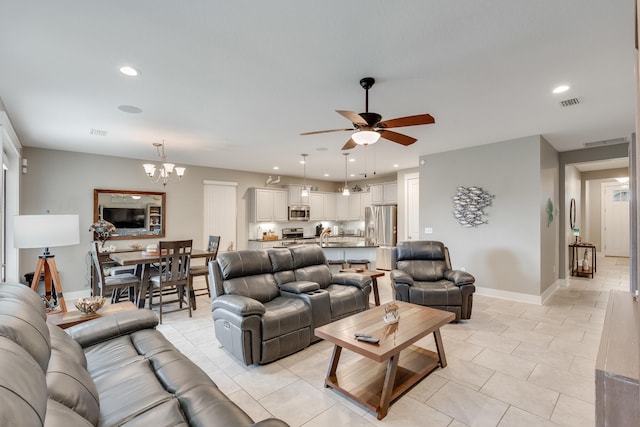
[282,227,304,239]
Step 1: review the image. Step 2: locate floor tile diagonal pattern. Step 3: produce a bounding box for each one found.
[156,255,630,426]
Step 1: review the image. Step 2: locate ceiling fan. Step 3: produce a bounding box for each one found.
[301,77,435,150]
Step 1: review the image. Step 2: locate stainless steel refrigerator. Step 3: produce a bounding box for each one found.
[365,205,397,270]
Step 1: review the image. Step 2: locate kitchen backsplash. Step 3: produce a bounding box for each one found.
[250,220,365,240]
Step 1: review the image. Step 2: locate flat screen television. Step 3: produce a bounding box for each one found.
[102,207,146,229]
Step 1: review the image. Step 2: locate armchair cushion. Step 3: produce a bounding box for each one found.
[409,281,463,306]
[390,269,414,286]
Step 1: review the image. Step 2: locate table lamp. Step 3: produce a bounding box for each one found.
[14,214,80,313]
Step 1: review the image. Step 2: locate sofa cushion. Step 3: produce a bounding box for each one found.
[409,280,463,306]
[0,337,48,426]
[267,248,296,285]
[217,250,280,302]
[48,323,86,368]
[261,297,312,340]
[45,399,94,427]
[0,286,51,372]
[325,284,367,319]
[293,264,332,289]
[46,347,100,425]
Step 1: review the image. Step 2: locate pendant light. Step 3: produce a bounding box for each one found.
[342,152,350,196]
[300,154,309,197]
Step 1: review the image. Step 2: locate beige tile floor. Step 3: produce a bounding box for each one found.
[155,255,630,426]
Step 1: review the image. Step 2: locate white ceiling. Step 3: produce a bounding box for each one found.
[0,1,635,181]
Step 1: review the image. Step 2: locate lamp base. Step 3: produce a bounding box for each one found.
[30,255,67,313]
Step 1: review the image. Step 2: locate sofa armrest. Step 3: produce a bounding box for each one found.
[211,295,266,316]
[331,272,372,290]
[390,269,414,286]
[444,270,476,286]
[66,309,158,348]
[280,280,319,294]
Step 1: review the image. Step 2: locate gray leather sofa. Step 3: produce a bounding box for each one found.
[0,281,288,427]
[209,244,372,365]
[391,240,476,321]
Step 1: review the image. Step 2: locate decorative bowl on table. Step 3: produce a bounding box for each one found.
[74,296,106,315]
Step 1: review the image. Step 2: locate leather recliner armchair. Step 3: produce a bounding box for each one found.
[391,241,476,321]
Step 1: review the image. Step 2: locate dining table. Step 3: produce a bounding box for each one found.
[109,248,216,310]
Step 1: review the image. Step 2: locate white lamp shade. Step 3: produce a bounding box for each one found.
[352,130,381,145]
[14,214,80,249]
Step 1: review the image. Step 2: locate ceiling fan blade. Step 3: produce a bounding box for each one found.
[300,128,353,136]
[341,138,357,150]
[377,114,435,129]
[378,130,417,146]
[336,110,368,126]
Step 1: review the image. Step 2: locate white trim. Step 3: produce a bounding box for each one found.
[475,280,563,305]
[203,180,238,187]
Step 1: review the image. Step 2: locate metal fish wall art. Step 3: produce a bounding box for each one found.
[452,186,494,227]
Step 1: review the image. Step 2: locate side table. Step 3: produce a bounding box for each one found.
[47,301,137,329]
[569,242,597,278]
[340,268,384,306]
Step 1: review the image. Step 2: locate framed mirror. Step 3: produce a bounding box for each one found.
[93,189,166,240]
[569,198,576,230]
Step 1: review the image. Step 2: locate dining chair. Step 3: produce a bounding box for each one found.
[90,242,141,304]
[149,239,192,323]
[188,235,220,306]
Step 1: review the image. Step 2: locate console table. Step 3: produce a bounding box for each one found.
[569,242,596,278]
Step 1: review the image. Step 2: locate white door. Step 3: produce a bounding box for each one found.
[603,183,630,257]
[405,174,420,241]
[204,180,237,253]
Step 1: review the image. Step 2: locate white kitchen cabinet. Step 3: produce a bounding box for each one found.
[250,188,288,222]
[287,184,309,206]
[370,182,397,205]
[360,192,371,215]
[323,193,337,220]
[348,193,361,220]
[336,194,348,220]
[308,192,323,221]
[309,192,338,220]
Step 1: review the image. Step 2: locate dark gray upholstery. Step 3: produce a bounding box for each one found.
[0,282,289,427]
[391,241,476,321]
[210,246,372,365]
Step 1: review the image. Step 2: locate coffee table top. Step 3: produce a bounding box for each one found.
[315,301,454,362]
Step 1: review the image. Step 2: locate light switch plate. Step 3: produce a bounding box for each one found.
[424,227,433,234]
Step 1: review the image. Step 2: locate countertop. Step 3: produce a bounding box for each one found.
[319,242,378,248]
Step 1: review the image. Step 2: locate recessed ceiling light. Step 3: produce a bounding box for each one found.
[120,66,141,77]
[273,166,279,170]
[552,85,570,94]
[350,173,355,177]
[393,164,399,168]
[117,105,142,114]
[316,147,328,152]
[323,173,329,177]
[349,158,356,162]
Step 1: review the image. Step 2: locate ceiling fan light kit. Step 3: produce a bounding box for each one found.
[301,76,435,151]
[352,130,381,145]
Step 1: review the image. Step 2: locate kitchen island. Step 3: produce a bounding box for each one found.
[319,241,378,270]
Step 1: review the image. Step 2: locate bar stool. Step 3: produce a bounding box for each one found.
[347,259,370,270]
[327,259,346,269]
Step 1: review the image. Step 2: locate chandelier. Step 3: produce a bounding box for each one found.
[142,141,186,186]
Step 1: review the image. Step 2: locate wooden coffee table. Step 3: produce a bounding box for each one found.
[47,301,137,329]
[314,301,455,419]
[339,268,384,306]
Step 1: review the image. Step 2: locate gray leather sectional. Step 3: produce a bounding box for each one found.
[209,244,372,365]
[0,281,288,427]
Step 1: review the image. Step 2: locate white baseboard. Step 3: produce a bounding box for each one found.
[475,279,563,305]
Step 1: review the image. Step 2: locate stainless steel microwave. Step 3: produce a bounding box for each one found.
[288,206,310,221]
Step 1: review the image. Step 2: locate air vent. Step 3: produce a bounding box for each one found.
[584,137,628,148]
[560,97,581,107]
[89,128,108,136]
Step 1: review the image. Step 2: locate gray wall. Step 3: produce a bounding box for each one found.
[19,147,338,293]
[419,135,546,297]
[540,137,560,295]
